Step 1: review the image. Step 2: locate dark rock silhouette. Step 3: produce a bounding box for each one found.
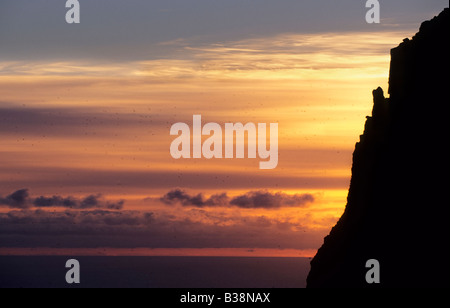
[307,8,450,288]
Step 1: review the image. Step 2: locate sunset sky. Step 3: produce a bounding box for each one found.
[0,0,447,257]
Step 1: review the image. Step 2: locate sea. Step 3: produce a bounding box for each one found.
[0,256,310,288]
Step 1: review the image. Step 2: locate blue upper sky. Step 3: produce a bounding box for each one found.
[0,0,448,62]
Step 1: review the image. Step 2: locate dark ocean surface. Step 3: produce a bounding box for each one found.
[0,256,310,288]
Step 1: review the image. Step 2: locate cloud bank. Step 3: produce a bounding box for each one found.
[0,189,124,210]
[160,189,314,209]
[0,189,29,209]
[0,188,332,251]
[0,208,325,250]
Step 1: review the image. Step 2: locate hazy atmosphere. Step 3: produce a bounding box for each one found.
[1,0,447,258]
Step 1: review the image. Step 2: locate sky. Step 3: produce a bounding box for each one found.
[0,0,448,257]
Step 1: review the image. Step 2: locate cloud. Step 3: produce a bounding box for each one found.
[0,0,436,63]
[160,189,314,209]
[0,106,169,138]
[230,191,314,209]
[0,189,30,209]
[160,189,228,207]
[0,208,325,250]
[0,189,124,210]
[33,194,125,210]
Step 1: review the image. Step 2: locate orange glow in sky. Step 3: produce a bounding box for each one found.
[0,30,414,256]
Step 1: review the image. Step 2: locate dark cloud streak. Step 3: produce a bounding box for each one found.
[230,191,314,209]
[0,189,124,210]
[0,165,351,191]
[0,189,29,209]
[0,106,168,138]
[160,189,314,209]
[0,209,323,250]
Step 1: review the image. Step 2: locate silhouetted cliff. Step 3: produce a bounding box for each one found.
[307,8,450,288]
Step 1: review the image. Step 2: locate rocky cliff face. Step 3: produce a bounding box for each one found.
[307,8,450,288]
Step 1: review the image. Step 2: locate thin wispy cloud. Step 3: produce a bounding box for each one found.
[1,31,409,79]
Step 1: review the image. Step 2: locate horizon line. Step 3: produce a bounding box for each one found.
[0,247,316,258]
